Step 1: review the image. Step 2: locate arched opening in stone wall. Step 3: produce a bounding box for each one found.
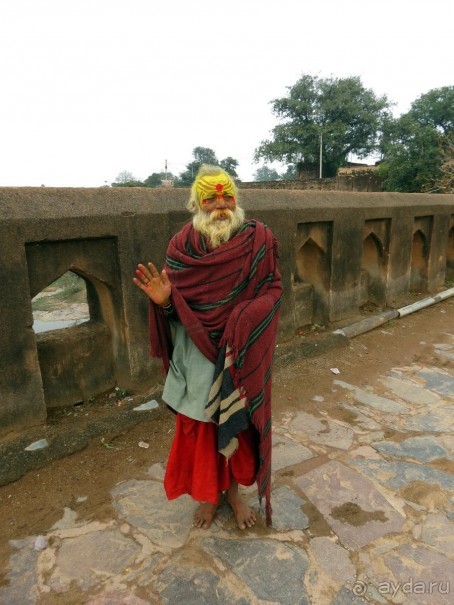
[446,226,454,281]
[410,229,429,292]
[26,237,122,409]
[360,233,386,307]
[32,271,90,333]
[33,268,116,409]
[295,237,330,325]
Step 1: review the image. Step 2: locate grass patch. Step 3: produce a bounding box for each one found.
[32,272,86,311]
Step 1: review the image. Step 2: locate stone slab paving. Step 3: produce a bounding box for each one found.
[309,537,356,584]
[333,587,364,604]
[155,558,250,605]
[0,538,39,605]
[86,594,151,605]
[340,403,383,431]
[360,544,454,605]
[202,537,310,604]
[48,529,142,592]
[371,435,450,462]
[2,332,454,604]
[272,432,315,471]
[266,485,309,531]
[395,405,454,432]
[295,460,405,550]
[421,513,454,557]
[289,411,355,450]
[348,458,454,491]
[388,365,449,396]
[333,380,409,413]
[415,367,454,398]
[112,479,195,548]
[378,374,441,406]
[441,434,454,454]
[436,349,454,362]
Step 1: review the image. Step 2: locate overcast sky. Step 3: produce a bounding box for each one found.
[1,0,452,187]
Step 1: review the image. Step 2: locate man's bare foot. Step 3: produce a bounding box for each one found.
[227,483,256,530]
[193,502,218,529]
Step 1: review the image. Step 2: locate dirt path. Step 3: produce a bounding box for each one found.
[0,296,453,585]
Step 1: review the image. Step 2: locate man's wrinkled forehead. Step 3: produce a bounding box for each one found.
[193,172,236,205]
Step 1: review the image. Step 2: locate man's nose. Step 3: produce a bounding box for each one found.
[215,196,227,207]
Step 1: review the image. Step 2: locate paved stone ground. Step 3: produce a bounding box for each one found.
[1,332,454,604]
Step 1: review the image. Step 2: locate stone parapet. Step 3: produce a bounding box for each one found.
[0,187,453,435]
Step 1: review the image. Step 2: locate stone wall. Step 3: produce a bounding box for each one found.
[240,179,337,190]
[336,166,382,192]
[240,166,382,192]
[1,187,453,436]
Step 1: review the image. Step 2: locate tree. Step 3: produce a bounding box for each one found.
[255,74,391,178]
[280,164,297,180]
[144,171,177,187]
[193,146,218,165]
[144,173,163,187]
[379,86,454,192]
[177,147,240,185]
[409,86,454,135]
[111,171,144,187]
[178,147,219,186]
[219,157,239,177]
[254,165,281,181]
[113,170,135,184]
[431,134,454,193]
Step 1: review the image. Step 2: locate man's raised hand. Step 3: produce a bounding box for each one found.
[133,262,171,307]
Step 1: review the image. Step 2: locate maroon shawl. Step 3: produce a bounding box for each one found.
[149,219,282,524]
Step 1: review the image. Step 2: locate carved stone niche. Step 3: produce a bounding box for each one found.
[294,222,332,328]
[360,219,390,308]
[26,237,122,408]
[411,216,433,293]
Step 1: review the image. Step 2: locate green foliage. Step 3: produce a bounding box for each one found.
[178,147,218,186]
[255,74,391,177]
[144,172,165,187]
[143,171,177,187]
[177,167,197,187]
[111,148,239,190]
[193,146,218,165]
[253,164,297,181]
[254,165,281,181]
[280,164,297,180]
[32,272,86,311]
[111,170,145,187]
[432,134,454,193]
[177,147,239,186]
[114,170,136,183]
[380,86,454,192]
[409,86,454,134]
[111,181,145,187]
[219,156,239,177]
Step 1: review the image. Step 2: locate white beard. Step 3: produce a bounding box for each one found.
[192,206,245,248]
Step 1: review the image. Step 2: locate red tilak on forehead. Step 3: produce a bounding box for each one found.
[201,181,236,206]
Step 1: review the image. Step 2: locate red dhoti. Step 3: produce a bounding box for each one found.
[164,413,257,504]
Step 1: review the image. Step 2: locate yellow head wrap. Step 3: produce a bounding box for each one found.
[191,167,237,207]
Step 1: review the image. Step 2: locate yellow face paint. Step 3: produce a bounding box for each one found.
[191,170,237,207]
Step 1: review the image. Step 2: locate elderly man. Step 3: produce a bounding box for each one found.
[133,165,282,529]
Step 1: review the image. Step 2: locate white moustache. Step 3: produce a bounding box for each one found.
[210,209,233,222]
[193,206,245,247]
